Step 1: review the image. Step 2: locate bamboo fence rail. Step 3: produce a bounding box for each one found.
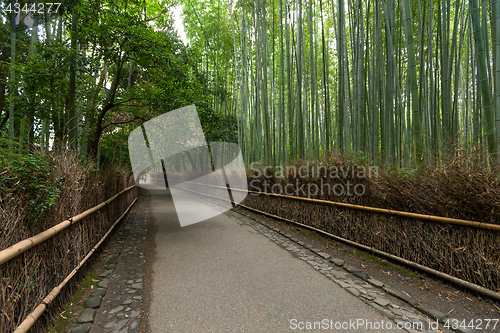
[0,185,136,266]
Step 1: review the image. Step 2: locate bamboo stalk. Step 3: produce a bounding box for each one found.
[246,188,500,231]
[0,185,136,266]
[470,0,498,159]
[13,198,138,333]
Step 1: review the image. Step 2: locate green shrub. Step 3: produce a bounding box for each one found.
[0,144,62,219]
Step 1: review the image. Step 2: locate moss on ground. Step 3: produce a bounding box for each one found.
[298,228,309,235]
[48,271,99,332]
[354,250,417,278]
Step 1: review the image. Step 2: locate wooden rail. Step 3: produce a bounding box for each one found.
[0,185,136,266]
[181,181,500,231]
[13,197,138,333]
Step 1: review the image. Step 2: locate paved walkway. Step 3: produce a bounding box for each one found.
[143,189,407,332]
[71,189,455,333]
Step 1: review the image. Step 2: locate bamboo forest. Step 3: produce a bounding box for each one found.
[0,0,499,168]
[182,0,500,167]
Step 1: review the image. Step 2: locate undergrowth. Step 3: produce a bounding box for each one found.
[0,148,63,221]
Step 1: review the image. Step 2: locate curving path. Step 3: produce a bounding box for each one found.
[142,188,405,333]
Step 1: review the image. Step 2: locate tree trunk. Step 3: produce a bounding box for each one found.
[470,0,498,160]
[68,11,79,150]
[402,0,423,162]
[8,0,16,150]
[28,4,39,148]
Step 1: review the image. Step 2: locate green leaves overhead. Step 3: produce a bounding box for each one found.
[0,0,238,163]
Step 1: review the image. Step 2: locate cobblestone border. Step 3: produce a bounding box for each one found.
[69,195,149,333]
[228,208,476,333]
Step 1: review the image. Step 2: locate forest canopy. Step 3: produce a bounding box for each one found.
[1,0,500,170]
[0,0,237,166]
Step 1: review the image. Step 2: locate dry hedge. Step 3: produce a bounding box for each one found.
[0,151,137,332]
[243,155,500,293]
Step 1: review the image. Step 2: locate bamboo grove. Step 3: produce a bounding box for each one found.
[183,0,500,167]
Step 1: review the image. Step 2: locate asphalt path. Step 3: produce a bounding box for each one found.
[144,187,403,332]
